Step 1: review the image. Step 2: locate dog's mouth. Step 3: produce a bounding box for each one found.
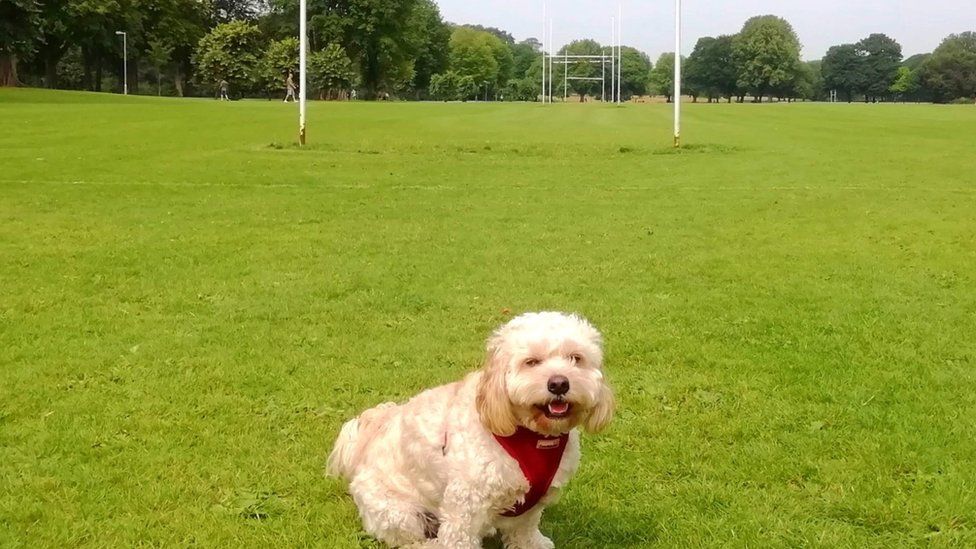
[537,399,572,419]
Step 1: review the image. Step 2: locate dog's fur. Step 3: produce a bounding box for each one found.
[327,312,614,548]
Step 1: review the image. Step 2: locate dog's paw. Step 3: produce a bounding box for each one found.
[506,533,554,549]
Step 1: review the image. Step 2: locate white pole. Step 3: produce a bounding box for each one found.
[542,1,547,104]
[548,19,553,102]
[674,0,681,147]
[564,50,568,102]
[617,5,622,104]
[602,55,606,102]
[610,17,615,103]
[299,0,307,145]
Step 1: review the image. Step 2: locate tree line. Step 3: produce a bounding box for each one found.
[1,1,973,103]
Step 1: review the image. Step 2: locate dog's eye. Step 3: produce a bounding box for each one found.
[569,353,583,365]
[524,358,541,367]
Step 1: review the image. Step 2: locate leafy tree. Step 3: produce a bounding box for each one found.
[146,37,173,95]
[733,15,802,101]
[429,69,475,101]
[448,27,512,95]
[1,0,41,86]
[510,39,540,82]
[857,33,902,101]
[257,36,298,98]
[822,44,865,102]
[406,0,449,99]
[307,0,422,98]
[685,36,737,102]
[459,24,514,45]
[920,32,976,103]
[555,39,602,101]
[619,46,653,100]
[903,53,931,71]
[192,20,263,96]
[210,0,265,24]
[890,66,920,101]
[308,43,355,99]
[650,52,676,102]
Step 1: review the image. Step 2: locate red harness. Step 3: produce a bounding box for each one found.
[492,427,569,517]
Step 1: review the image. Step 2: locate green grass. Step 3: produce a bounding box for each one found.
[2,88,975,547]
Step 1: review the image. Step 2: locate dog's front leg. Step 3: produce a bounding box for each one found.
[431,481,495,549]
[498,507,554,549]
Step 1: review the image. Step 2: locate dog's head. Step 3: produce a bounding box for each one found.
[476,312,614,437]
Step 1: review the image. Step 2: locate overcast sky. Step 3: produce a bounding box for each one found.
[435,0,974,61]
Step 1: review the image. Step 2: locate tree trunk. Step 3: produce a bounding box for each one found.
[95,56,103,92]
[44,56,59,88]
[157,74,161,96]
[0,53,20,87]
[174,71,184,97]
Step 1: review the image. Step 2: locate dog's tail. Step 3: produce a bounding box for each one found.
[326,402,397,481]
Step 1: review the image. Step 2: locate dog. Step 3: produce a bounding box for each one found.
[327,312,614,548]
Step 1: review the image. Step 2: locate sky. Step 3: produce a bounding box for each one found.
[434,0,974,61]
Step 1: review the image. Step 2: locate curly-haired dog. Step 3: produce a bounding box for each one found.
[328,312,614,548]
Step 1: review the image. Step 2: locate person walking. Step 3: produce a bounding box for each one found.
[284,71,296,103]
[218,79,230,101]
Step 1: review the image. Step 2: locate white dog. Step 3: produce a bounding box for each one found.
[327,312,614,548]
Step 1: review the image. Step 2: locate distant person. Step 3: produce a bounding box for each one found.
[284,71,296,103]
[219,79,229,101]
[350,89,357,100]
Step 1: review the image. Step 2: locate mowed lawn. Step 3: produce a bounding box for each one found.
[2,88,975,547]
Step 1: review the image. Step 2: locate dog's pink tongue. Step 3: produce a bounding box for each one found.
[549,401,569,415]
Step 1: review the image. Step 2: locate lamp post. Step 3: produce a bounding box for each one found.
[115,31,127,95]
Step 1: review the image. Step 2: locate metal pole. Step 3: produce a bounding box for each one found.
[617,6,622,104]
[602,56,606,102]
[299,0,307,145]
[564,51,568,101]
[674,0,681,147]
[548,19,553,102]
[116,31,127,95]
[610,17,615,103]
[542,1,547,103]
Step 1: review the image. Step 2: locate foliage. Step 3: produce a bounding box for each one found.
[733,15,802,100]
[685,36,737,101]
[555,39,603,100]
[650,52,676,102]
[146,38,174,95]
[256,36,298,97]
[619,46,653,100]
[821,44,865,102]
[407,0,449,99]
[308,43,355,98]
[192,20,264,95]
[428,69,475,101]
[0,0,41,86]
[919,32,976,103]
[448,27,511,92]
[856,33,903,100]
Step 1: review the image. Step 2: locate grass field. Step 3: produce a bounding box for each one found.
[2,88,975,547]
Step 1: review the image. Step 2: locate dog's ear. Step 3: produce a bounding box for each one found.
[477,336,517,437]
[584,377,615,434]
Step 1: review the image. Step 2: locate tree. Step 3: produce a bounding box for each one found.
[920,32,976,103]
[510,39,540,82]
[650,52,676,102]
[307,0,422,99]
[459,24,514,45]
[308,43,355,99]
[685,36,737,102]
[192,20,264,96]
[733,15,802,101]
[429,69,475,101]
[146,38,173,95]
[619,46,653,100]
[406,0,449,99]
[257,37,298,98]
[1,0,41,86]
[857,33,902,101]
[890,66,920,101]
[556,39,602,101]
[822,44,865,102]
[448,27,512,96]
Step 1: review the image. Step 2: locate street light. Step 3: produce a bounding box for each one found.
[115,30,127,95]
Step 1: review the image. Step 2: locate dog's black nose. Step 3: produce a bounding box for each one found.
[547,375,570,396]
